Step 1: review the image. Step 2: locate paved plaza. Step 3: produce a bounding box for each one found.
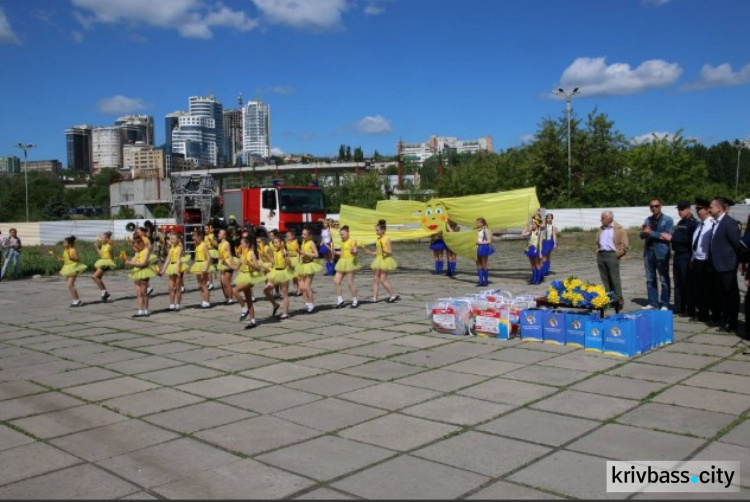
[0,238,749,499]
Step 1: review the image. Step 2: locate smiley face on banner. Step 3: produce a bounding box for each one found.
[420,199,447,233]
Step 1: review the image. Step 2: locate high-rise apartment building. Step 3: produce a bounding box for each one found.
[123,142,165,179]
[116,115,155,146]
[91,126,123,173]
[224,108,243,166]
[397,135,493,164]
[65,125,93,173]
[165,111,187,153]
[242,100,271,158]
[168,95,225,168]
[0,156,20,173]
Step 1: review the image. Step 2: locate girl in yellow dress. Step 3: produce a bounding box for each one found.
[364,219,399,303]
[296,226,323,313]
[158,232,186,311]
[232,237,267,327]
[189,228,214,308]
[92,231,115,301]
[205,226,219,291]
[126,238,155,317]
[133,227,156,296]
[285,231,301,296]
[216,229,237,304]
[256,235,272,273]
[263,235,292,319]
[333,225,361,308]
[59,235,87,307]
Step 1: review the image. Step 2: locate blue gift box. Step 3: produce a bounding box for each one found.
[603,314,648,357]
[635,310,673,347]
[543,310,566,345]
[520,308,545,342]
[565,311,600,348]
[584,318,606,352]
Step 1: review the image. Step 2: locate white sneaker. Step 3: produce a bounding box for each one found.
[175,304,181,311]
[207,283,214,291]
[169,304,175,311]
[660,306,669,311]
[201,301,211,309]
[641,305,654,310]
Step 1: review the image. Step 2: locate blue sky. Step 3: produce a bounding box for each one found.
[1,0,749,163]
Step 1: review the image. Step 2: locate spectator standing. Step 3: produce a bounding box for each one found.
[639,198,674,310]
[0,230,5,278]
[708,197,742,333]
[595,210,629,306]
[0,228,22,281]
[663,201,698,315]
[690,198,715,322]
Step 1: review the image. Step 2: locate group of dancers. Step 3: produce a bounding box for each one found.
[521,212,558,284]
[56,220,400,326]
[428,217,496,287]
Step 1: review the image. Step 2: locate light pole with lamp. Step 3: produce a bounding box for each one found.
[735,140,749,200]
[15,143,37,222]
[553,87,580,201]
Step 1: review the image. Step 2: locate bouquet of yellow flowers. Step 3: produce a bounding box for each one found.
[119,250,128,262]
[546,276,614,309]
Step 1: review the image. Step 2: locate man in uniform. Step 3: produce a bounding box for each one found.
[662,201,697,315]
[690,197,715,322]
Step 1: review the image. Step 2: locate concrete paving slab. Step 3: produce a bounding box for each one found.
[347,329,407,342]
[241,362,328,383]
[200,353,278,373]
[653,385,750,415]
[152,458,314,499]
[331,455,489,499]
[466,480,564,500]
[63,377,160,402]
[690,442,750,488]
[719,419,750,448]
[165,347,237,363]
[402,395,513,426]
[635,350,720,369]
[617,402,736,438]
[195,415,322,456]
[339,360,424,381]
[10,404,127,439]
[220,385,323,414]
[479,408,600,447]
[0,442,80,486]
[508,450,628,500]
[296,353,372,371]
[175,375,270,398]
[0,392,85,421]
[285,373,377,396]
[218,339,285,353]
[137,341,201,355]
[413,431,551,477]
[682,371,750,395]
[97,438,241,489]
[662,341,737,357]
[570,374,667,400]
[32,367,123,389]
[0,463,139,499]
[143,401,253,433]
[50,419,179,462]
[710,360,750,377]
[257,436,394,481]
[0,380,47,401]
[538,351,625,372]
[136,365,224,386]
[338,382,441,410]
[103,355,184,375]
[567,423,705,460]
[479,346,558,364]
[294,488,356,499]
[390,348,475,368]
[395,368,488,393]
[273,397,386,432]
[0,424,34,451]
[441,358,526,377]
[457,377,558,406]
[501,365,592,386]
[531,390,639,420]
[102,388,204,417]
[338,414,460,451]
[608,361,696,383]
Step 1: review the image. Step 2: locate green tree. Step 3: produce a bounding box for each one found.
[116,206,137,219]
[152,205,171,218]
[322,171,384,213]
[345,145,352,161]
[353,146,364,162]
[338,144,346,161]
[42,194,68,221]
[373,149,382,161]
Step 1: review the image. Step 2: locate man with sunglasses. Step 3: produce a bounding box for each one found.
[690,198,715,322]
[708,197,742,333]
[662,201,698,316]
[639,198,673,310]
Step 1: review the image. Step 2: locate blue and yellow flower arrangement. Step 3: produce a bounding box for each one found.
[546,277,615,309]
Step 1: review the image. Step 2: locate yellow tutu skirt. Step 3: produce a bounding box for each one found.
[335,258,362,273]
[370,256,398,271]
[181,255,191,264]
[265,268,294,284]
[209,249,219,260]
[189,262,215,274]
[234,271,266,286]
[60,263,87,277]
[94,258,116,271]
[288,257,300,278]
[148,253,158,265]
[260,261,273,272]
[296,261,323,277]
[165,262,188,276]
[129,267,156,281]
[217,257,239,272]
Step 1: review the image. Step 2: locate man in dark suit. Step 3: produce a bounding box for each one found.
[663,200,697,315]
[690,197,715,322]
[708,197,743,332]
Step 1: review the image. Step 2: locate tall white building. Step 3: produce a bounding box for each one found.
[168,95,225,168]
[242,100,271,158]
[91,126,123,173]
[116,115,155,146]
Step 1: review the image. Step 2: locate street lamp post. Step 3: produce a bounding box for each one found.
[553,87,580,201]
[15,143,37,222]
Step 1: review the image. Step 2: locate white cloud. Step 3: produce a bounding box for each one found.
[355,115,392,135]
[271,147,285,156]
[556,57,682,97]
[252,0,347,30]
[519,134,535,144]
[631,132,675,145]
[71,0,257,39]
[97,95,150,114]
[0,8,21,45]
[364,4,384,16]
[682,63,750,91]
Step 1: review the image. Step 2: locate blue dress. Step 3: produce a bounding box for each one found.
[525,229,542,258]
[542,225,555,256]
[476,229,495,257]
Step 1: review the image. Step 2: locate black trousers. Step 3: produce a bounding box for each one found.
[691,259,713,321]
[673,253,692,313]
[714,270,740,330]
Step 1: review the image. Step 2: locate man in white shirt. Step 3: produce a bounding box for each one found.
[595,210,629,305]
[690,198,714,322]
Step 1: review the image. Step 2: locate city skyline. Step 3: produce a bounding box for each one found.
[1,0,749,163]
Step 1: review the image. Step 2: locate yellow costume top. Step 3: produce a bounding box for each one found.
[258,243,271,262]
[287,239,299,257]
[206,236,215,249]
[301,240,316,262]
[240,249,254,272]
[169,245,182,263]
[376,237,389,257]
[341,238,358,259]
[62,248,76,265]
[195,243,208,262]
[100,243,112,260]
[133,248,149,268]
[273,249,288,269]
[218,241,231,263]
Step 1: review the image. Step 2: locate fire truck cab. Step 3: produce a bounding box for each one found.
[223,184,326,238]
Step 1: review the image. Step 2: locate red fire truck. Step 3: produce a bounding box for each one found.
[222,184,326,237]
